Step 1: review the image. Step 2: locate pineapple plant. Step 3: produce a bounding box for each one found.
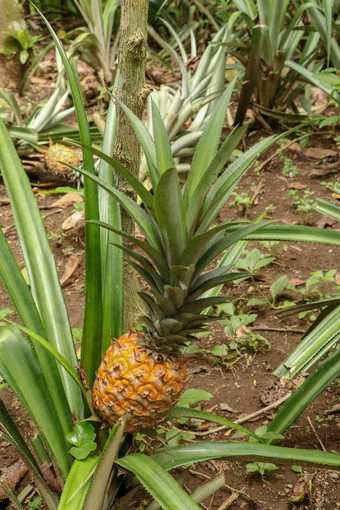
[90,83,286,434]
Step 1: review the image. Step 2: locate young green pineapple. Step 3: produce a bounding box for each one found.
[92,84,277,433]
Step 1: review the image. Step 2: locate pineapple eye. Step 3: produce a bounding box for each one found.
[155,355,164,363]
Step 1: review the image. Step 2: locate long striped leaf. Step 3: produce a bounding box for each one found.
[116,455,201,510]
[194,222,272,276]
[80,142,154,213]
[0,399,42,475]
[154,441,340,471]
[185,80,236,202]
[274,304,340,378]
[83,423,125,510]
[4,319,86,397]
[33,4,102,389]
[88,220,170,280]
[187,124,249,235]
[179,221,236,267]
[200,135,276,231]
[224,224,340,246]
[0,400,59,510]
[58,457,99,510]
[151,100,175,175]
[167,406,260,441]
[314,198,340,222]
[268,349,340,442]
[114,96,159,188]
[0,326,71,478]
[154,167,188,266]
[0,230,73,436]
[76,167,163,251]
[0,119,81,416]
[96,95,123,352]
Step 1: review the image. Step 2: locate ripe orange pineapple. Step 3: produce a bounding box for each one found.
[91,89,268,433]
[93,332,188,432]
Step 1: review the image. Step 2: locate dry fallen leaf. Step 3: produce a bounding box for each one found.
[62,209,85,230]
[282,476,312,503]
[60,255,81,287]
[288,182,307,190]
[288,277,306,286]
[303,147,338,159]
[40,461,62,493]
[51,193,83,209]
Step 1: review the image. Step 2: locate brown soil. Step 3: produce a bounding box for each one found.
[0,45,340,510]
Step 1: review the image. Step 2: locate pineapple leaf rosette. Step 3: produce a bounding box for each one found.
[86,82,281,433]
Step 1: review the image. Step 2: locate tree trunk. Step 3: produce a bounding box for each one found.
[114,0,150,330]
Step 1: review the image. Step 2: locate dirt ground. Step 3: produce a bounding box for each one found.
[0,49,340,510]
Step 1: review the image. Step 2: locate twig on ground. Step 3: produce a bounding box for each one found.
[251,179,264,204]
[307,416,327,452]
[257,131,332,173]
[194,393,292,437]
[252,327,306,334]
[216,487,246,510]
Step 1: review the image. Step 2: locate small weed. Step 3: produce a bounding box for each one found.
[277,148,299,177]
[216,304,269,358]
[304,269,340,299]
[235,248,276,274]
[229,191,253,216]
[288,189,316,216]
[28,497,43,510]
[47,229,65,243]
[72,201,84,212]
[246,462,279,485]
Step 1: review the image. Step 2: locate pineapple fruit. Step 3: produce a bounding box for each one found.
[91,85,274,433]
[45,142,81,179]
[93,332,188,432]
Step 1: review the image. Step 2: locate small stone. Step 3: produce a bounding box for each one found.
[220,403,236,413]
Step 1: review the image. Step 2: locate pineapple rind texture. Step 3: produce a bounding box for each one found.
[45,143,81,177]
[92,332,188,433]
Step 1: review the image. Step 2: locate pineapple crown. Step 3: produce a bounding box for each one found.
[78,81,283,349]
